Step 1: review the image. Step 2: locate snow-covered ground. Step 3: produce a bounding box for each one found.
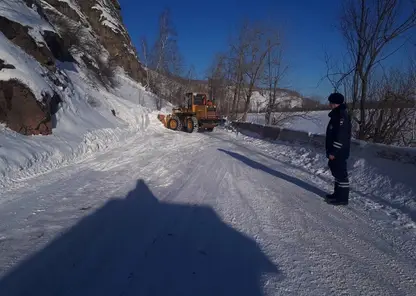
[0,19,171,190]
[0,123,415,296]
[0,61,170,189]
[1,4,415,293]
[0,0,172,190]
[247,111,329,134]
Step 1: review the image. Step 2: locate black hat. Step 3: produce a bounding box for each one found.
[328,92,344,104]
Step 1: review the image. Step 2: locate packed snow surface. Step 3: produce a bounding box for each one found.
[0,123,415,296]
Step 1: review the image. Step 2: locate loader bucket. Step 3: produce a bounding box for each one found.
[157,114,166,127]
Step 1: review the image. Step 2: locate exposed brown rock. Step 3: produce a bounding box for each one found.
[0,79,61,135]
[42,30,75,62]
[0,0,149,137]
[42,0,82,23]
[0,16,75,67]
[75,0,146,83]
[0,16,55,68]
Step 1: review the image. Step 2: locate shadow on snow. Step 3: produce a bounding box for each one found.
[218,148,327,198]
[215,131,416,222]
[0,180,279,296]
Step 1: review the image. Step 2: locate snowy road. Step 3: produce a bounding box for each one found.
[0,123,415,296]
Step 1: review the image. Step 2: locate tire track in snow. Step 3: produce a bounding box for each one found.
[0,129,213,276]
[211,132,416,295]
[1,127,416,295]
[272,179,416,295]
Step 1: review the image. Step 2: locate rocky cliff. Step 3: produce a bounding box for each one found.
[0,0,146,135]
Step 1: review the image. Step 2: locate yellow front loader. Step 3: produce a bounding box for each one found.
[157,92,221,133]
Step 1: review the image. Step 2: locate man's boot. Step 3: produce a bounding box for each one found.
[326,185,349,205]
[325,183,337,200]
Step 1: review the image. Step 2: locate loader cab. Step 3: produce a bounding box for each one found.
[194,93,206,105]
[185,92,211,112]
[185,92,206,104]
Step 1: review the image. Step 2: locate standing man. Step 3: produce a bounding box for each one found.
[325,92,352,205]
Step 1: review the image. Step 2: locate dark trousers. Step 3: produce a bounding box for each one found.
[328,158,349,201]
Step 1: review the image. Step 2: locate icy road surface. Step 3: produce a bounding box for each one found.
[0,124,415,296]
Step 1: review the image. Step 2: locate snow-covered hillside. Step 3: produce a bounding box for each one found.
[0,61,169,189]
[0,0,171,188]
[249,90,303,111]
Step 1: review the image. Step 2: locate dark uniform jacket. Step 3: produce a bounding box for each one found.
[326,104,352,160]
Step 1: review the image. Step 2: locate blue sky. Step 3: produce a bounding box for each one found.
[119,0,413,100]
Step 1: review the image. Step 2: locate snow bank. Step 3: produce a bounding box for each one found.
[0,62,162,190]
[247,111,329,135]
[232,122,416,165]
[228,122,416,227]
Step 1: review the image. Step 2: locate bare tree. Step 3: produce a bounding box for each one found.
[264,41,288,125]
[240,22,280,121]
[362,65,416,145]
[148,8,184,109]
[267,111,316,127]
[184,64,196,93]
[140,36,151,90]
[172,64,195,106]
[227,27,249,120]
[222,20,281,121]
[207,53,230,115]
[338,0,416,139]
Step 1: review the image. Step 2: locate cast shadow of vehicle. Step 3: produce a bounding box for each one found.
[218,148,327,198]
[0,180,280,296]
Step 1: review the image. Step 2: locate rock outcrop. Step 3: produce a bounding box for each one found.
[42,0,146,82]
[0,16,55,68]
[0,0,146,136]
[0,79,54,135]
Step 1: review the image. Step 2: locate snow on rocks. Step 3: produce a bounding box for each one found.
[0,0,166,190]
[92,0,126,35]
[0,62,162,191]
[0,0,55,43]
[0,32,54,101]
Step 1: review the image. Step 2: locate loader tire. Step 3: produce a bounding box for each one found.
[168,115,182,131]
[185,116,199,133]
